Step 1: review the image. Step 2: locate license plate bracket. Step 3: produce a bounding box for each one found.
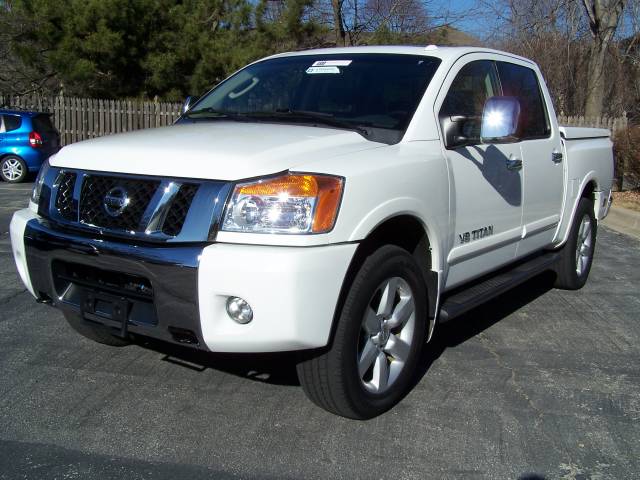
[79,289,130,338]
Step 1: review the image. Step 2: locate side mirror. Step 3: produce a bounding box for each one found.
[440,114,481,149]
[182,96,194,114]
[481,96,520,143]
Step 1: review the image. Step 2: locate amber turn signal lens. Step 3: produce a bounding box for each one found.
[311,175,344,233]
[238,174,318,197]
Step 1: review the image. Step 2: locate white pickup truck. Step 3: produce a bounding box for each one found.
[11,46,613,419]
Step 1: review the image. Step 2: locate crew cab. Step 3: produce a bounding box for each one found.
[10,46,614,419]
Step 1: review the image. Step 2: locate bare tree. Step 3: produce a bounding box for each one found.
[309,0,470,46]
[581,0,626,117]
[365,0,429,35]
[331,0,348,45]
[0,4,58,97]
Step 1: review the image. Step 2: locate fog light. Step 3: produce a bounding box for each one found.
[226,296,253,324]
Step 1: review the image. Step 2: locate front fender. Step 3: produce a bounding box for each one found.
[348,197,446,274]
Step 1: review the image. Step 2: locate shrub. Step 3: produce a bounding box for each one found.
[613,126,640,190]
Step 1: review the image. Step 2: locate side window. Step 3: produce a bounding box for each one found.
[440,60,500,141]
[3,115,22,132]
[496,62,550,139]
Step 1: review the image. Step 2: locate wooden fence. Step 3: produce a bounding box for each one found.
[558,114,628,135]
[0,94,630,146]
[0,94,183,146]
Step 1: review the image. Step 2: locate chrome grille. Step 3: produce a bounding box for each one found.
[54,171,77,220]
[79,175,160,231]
[162,184,198,236]
[46,171,216,240]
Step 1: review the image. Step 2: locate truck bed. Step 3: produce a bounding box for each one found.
[559,126,610,140]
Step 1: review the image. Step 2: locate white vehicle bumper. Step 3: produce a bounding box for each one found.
[10,208,36,297]
[11,208,357,353]
[198,242,356,352]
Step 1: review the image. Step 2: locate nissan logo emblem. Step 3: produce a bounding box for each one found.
[103,186,130,217]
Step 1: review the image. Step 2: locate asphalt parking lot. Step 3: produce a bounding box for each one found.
[0,181,638,480]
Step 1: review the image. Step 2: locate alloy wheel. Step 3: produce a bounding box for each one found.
[2,158,24,181]
[575,214,593,276]
[357,277,416,394]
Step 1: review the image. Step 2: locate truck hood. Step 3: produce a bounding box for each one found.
[50,122,385,180]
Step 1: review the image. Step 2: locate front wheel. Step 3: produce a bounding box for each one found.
[297,245,427,419]
[554,197,597,290]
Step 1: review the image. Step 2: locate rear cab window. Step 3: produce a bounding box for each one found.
[496,62,551,139]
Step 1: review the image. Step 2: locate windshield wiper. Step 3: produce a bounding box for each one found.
[184,107,231,118]
[274,109,371,137]
[184,108,372,138]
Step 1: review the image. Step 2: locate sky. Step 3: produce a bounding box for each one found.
[428,0,498,39]
[429,0,638,40]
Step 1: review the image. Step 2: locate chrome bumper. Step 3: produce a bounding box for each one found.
[23,215,208,349]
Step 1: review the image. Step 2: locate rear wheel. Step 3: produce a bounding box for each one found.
[1,155,28,183]
[297,245,427,419]
[63,311,130,347]
[554,197,597,290]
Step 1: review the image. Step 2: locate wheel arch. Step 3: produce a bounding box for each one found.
[0,152,25,161]
[326,213,440,351]
[555,173,600,248]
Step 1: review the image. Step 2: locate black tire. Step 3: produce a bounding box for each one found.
[63,311,131,347]
[297,245,427,419]
[554,197,597,290]
[0,155,28,183]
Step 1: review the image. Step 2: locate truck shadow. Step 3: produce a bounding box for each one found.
[458,144,522,206]
[136,337,302,386]
[137,271,556,391]
[410,271,557,389]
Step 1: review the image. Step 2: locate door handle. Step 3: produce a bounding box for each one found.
[552,152,563,163]
[506,158,522,171]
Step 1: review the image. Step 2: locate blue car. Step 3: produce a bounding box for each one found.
[0,109,61,183]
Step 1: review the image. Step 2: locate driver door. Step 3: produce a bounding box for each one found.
[437,59,524,289]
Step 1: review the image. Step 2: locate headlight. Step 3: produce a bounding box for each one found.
[222,173,344,234]
[31,159,51,205]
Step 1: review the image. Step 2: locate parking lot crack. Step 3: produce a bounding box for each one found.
[477,332,545,426]
[0,288,27,306]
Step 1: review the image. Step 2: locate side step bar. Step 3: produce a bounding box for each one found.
[438,251,559,323]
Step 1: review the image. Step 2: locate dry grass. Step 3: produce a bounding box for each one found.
[613,190,640,212]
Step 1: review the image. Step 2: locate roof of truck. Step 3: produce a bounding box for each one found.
[265,45,535,66]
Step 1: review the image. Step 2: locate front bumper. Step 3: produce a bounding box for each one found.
[11,209,357,353]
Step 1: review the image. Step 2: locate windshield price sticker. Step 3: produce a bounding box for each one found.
[311,60,352,67]
[306,66,341,74]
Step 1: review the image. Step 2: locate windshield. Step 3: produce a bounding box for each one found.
[186,53,441,144]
